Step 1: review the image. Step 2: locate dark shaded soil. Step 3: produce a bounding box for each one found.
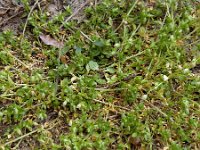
[0,0,88,33]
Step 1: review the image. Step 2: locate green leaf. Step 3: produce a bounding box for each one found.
[94,40,104,47]
[74,46,82,54]
[87,61,99,71]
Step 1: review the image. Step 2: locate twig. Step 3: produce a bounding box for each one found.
[3,129,39,146]
[161,9,168,28]
[0,7,15,10]
[147,102,174,122]
[2,120,60,146]
[0,11,23,26]
[93,99,130,111]
[127,0,139,17]
[183,27,199,40]
[7,51,30,69]
[123,50,145,62]
[147,102,168,117]
[96,73,138,89]
[80,31,94,42]
[54,35,65,98]
[68,26,94,43]
[12,139,23,150]
[60,0,91,28]
[115,0,139,32]
[0,96,15,101]
[95,88,126,91]
[22,0,39,37]
[129,23,141,39]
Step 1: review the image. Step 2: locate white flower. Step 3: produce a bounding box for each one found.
[77,103,82,109]
[114,43,120,48]
[141,94,148,100]
[183,68,189,73]
[163,75,169,81]
[166,62,170,68]
[69,120,73,126]
[71,76,77,83]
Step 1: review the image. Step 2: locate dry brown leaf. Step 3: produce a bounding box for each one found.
[47,4,59,17]
[39,34,64,48]
[60,55,70,64]
[0,9,8,15]
[128,137,141,148]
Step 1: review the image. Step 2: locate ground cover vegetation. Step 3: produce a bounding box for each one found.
[0,0,200,149]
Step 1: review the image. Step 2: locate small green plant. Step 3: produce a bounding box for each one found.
[0,0,199,149]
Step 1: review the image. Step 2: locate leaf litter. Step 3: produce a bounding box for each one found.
[39,34,64,49]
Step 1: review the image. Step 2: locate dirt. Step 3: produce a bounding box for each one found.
[0,0,24,33]
[0,0,89,33]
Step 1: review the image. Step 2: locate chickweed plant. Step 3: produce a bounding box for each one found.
[0,0,200,149]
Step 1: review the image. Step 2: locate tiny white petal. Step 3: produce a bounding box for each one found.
[183,69,189,73]
[63,101,67,106]
[163,75,169,81]
[178,65,182,69]
[69,120,73,126]
[141,94,148,100]
[166,62,170,68]
[77,103,82,109]
[114,43,120,48]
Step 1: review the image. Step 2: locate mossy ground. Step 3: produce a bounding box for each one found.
[0,0,200,149]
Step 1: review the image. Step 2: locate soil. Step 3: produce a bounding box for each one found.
[0,0,89,33]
